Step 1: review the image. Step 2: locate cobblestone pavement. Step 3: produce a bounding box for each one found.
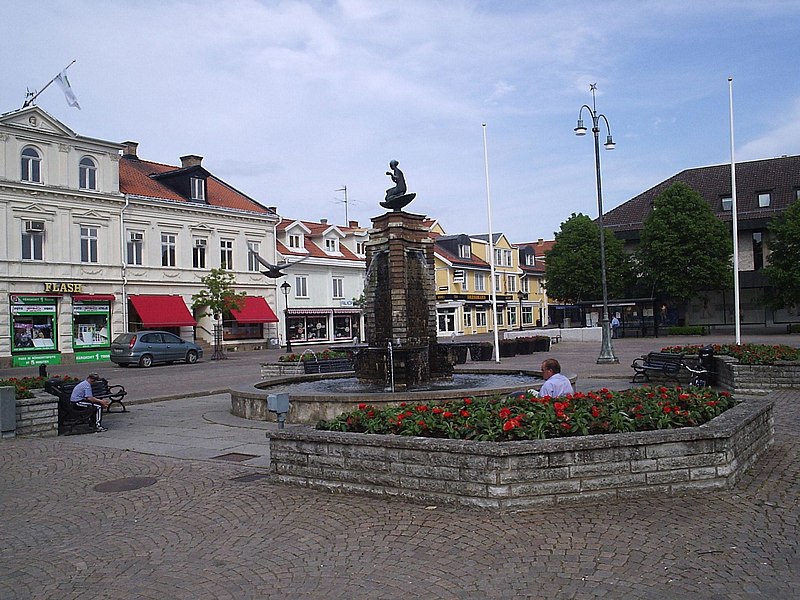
[2,390,798,599]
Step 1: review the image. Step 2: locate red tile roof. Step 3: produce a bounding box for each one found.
[276,218,364,262]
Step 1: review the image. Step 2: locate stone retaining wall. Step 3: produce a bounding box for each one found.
[269,397,773,508]
[260,363,304,378]
[15,392,58,438]
[715,356,800,395]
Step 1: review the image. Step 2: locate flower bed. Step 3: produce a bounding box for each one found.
[270,395,774,508]
[278,349,349,362]
[661,343,800,365]
[1,375,77,400]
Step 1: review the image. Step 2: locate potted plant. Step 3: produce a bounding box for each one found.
[469,342,494,361]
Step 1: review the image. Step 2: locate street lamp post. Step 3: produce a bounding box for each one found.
[575,84,619,364]
[280,281,292,353]
[517,290,525,331]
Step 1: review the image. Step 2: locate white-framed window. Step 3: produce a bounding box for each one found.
[22,221,44,261]
[521,277,530,293]
[757,192,771,208]
[507,275,517,293]
[356,241,365,255]
[475,273,486,292]
[288,233,302,249]
[506,250,513,266]
[494,274,502,293]
[247,241,260,272]
[458,244,471,259]
[161,233,176,267]
[80,225,98,263]
[525,253,535,266]
[220,239,233,270]
[21,146,42,183]
[463,311,472,328]
[496,309,504,326]
[437,310,456,333]
[79,156,97,190]
[460,271,468,291]
[721,197,732,211]
[508,307,517,327]
[476,310,487,327]
[325,237,339,253]
[190,177,206,201]
[294,275,308,298]
[494,248,502,266]
[193,238,207,269]
[522,306,534,325]
[127,231,143,265]
[332,277,344,298]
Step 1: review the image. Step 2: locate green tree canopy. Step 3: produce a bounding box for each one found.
[544,213,630,303]
[636,182,732,302]
[763,198,800,311]
[191,268,246,319]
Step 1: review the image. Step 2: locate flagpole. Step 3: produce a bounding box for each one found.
[728,77,741,345]
[22,60,76,108]
[482,123,501,363]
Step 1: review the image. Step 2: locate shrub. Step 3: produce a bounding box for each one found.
[0,375,77,400]
[667,325,706,336]
[661,343,800,365]
[788,323,800,334]
[278,349,349,362]
[316,386,737,441]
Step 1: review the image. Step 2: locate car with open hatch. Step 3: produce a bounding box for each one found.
[110,331,203,368]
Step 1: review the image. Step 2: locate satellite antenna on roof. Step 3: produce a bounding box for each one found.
[22,60,79,109]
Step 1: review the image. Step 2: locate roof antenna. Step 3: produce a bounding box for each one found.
[22,59,77,108]
[335,185,350,224]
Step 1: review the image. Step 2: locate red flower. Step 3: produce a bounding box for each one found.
[358,403,367,410]
[443,411,454,418]
[416,405,428,412]
[464,398,473,405]
[561,422,571,430]
[706,401,718,407]
[460,409,470,418]
[591,406,600,418]
[367,411,375,418]
[663,405,672,413]
[679,393,690,401]
[503,420,516,431]
[499,407,512,419]
[432,407,443,414]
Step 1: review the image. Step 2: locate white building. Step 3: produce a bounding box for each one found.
[0,105,278,368]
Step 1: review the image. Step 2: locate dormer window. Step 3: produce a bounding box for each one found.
[525,253,535,266]
[325,238,339,253]
[288,233,302,249]
[79,156,97,190]
[757,192,771,208]
[721,197,732,211]
[21,146,42,183]
[190,176,206,201]
[458,244,471,259]
[356,241,365,255]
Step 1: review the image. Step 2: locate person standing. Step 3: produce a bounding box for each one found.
[538,358,574,398]
[69,373,109,432]
[611,315,620,338]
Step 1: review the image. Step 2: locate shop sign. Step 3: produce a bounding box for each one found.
[12,353,62,368]
[466,294,488,301]
[73,305,110,314]
[43,282,83,293]
[10,295,57,307]
[75,350,111,363]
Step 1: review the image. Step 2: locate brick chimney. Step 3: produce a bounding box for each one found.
[180,155,203,168]
[320,218,328,225]
[122,141,139,158]
[349,220,359,228]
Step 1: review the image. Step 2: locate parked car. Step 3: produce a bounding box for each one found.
[110,331,203,368]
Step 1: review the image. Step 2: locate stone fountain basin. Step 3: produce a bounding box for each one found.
[229,369,572,424]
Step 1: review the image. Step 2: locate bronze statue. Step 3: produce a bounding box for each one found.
[380,160,416,211]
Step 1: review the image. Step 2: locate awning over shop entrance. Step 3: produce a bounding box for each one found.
[129,295,196,327]
[230,296,279,324]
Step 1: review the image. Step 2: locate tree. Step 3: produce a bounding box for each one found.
[544,213,630,303]
[763,198,800,311]
[191,268,246,319]
[636,182,732,302]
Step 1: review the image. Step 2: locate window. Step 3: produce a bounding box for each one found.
[332,277,344,299]
[475,273,486,292]
[437,310,456,333]
[757,192,771,208]
[458,244,471,259]
[522,306,534,325]
[247,241,260,272]
[193,238,207,269]
[795,188,800,202]
[325,237,339,253]
[294,275,308,298]
[504,249,513,266]
[220,239,233,270]
[495,309,504,326]
[521,277,530,293]
[333,315,359,340]
[161,233,176,267]
[476,310,487,327]
[494,274,502,293]
[460,271,468,291]
[21,147,42,183]
[463,311,472,328]
[127,231,143,265]
[288,233,302,249]
[494,248,502,266]
[80,226,98,263]
[507,275,517,293]
[79,157,97,190]
[721,197,732,211]
[525,253,535,266]
[356,241,365,255]
[22,222,44,261]
[752,231,764,271]
[190,177,206,201]
[508,307,517,327]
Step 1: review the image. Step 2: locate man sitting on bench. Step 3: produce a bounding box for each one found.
[70,373,110,432]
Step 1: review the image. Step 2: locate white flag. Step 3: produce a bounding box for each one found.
[55,70,81,109]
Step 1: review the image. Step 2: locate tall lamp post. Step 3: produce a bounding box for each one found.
[517,290,525,330]
[280,281,292,353]
[575,84,619,364]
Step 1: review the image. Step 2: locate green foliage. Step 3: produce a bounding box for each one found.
[667,326,706,336]
[316,387,737,441]
[1,375,78,400]
[637,183,732,302]
[661,343,800,364]
[191,268,246,319]
[763,199,800,311]
[544,213,630,303]
[279,349,349,362]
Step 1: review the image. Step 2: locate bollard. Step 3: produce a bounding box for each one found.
[267,393,290,430]
[39,363,48,378]
[0,386,16,439]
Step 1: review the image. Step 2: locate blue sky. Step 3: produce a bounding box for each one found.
[2,1,799,242]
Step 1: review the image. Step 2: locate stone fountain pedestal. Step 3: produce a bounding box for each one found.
[354,211,452,389]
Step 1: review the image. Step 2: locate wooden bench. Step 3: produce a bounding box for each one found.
[630,352,686,383]
[90,378,127,413]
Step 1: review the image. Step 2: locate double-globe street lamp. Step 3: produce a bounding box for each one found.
[280,280,292,353]
[575,84,619,364]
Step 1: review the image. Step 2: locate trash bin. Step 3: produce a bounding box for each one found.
[698,345,715,386]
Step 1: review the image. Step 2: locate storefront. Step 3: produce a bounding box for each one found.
[226,296,279,340]
[287,308,363,345]
[128,294,197,333]
[72,294,115,363]
[332,309,361,342]
[10,295,59,367]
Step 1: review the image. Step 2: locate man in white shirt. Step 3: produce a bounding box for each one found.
[69,373,109,431]
[538,358,574,398]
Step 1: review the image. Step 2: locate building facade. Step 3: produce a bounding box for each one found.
[1,106,279,368]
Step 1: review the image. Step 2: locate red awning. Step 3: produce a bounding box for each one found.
[73,294,116,301]
[129,295,196,327]
[230,296,279,324]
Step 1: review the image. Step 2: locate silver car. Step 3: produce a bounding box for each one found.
[110,331,203,368]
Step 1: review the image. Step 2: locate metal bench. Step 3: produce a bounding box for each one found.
[630,352,686,383]
[91,378,127,413]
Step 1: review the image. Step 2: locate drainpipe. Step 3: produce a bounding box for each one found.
[120,194,130,330]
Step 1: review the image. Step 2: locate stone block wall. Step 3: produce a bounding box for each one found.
[260,363,304,379]
[15,393,58,438]
[715,356,800,395]
[269,398,773,509]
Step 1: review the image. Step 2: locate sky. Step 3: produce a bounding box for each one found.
[2,1,800,243]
